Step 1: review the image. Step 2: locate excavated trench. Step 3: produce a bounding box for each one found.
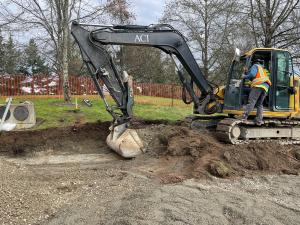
[1,120,299,182]
[1,120,300,225]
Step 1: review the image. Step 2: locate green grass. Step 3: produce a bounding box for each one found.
[0,95,193,129]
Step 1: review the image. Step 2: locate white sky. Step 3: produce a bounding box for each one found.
[11,0,166,44]
[131,0,166,25]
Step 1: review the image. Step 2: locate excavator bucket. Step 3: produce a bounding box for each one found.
[106,123,144,158]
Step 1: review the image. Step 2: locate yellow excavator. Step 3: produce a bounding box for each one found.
[214,48,300,144]
[71,22,300,158]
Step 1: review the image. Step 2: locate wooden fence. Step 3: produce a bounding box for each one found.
[0,75,192,99]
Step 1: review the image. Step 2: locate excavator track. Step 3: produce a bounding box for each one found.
[216,118,300,145]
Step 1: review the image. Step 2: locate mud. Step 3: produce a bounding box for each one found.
[0,121,300,225]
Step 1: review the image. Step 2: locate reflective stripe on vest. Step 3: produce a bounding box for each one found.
[251,65,272,87]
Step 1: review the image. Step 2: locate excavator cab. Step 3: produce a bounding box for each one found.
[216,48,300,144]
[223,48,298,116]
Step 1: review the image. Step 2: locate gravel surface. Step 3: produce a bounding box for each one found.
[1,155,300,225]
[0,122,299,225]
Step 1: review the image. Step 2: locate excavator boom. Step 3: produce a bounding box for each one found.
[89,24,212,96]
[71,22,219,158]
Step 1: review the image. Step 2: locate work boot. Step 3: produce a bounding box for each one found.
[255,120,263,126]
[237,114,247,122]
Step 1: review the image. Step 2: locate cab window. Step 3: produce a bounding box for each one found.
[230,59,246,81]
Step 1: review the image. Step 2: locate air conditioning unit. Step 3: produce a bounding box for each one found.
[0,101,36,130]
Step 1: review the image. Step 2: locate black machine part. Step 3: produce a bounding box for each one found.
[71,22,219,127]
[0,106,11,121]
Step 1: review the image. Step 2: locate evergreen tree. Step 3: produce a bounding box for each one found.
[0,31,5,73]
[121,46,177,83]
[4,35,20,74]
[20,39,49,75]
[68,42,88,76]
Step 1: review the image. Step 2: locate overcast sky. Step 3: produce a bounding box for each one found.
[131,0,166,25]
[11,0,166,44]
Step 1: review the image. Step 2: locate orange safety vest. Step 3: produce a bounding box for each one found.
[251,65,272,87]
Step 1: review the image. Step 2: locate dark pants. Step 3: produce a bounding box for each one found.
[243,87,267,122]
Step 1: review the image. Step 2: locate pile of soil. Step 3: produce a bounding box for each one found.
[149,125,300,180]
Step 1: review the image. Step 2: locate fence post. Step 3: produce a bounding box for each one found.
[18,76,20,96]
[171,83,174,107]
[0,76,1,96]
[13,76,16,96]
[58,75,61,98]
[46,75,49,95]
[31,76,34,96]
[8,77,11,96]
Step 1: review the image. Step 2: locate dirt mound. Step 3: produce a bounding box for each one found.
[166,127,222,156]
[152,125,300,180]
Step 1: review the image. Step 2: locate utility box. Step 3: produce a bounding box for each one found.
[0,101,36,130]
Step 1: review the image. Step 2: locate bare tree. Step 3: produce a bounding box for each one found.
[288,8,300,71]
[0,0,106,102]
[0,2,23,29]
[247,0,300,47]
[106,0,135,24]
[106,0,135,72]
[163,0,239,80]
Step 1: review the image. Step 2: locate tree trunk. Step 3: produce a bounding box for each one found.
[264,0,273,47]
[203,0,209,79]
[250,0,259,47]
[62,0,71,102]
[62,30,70,102]
[264,30,273,47]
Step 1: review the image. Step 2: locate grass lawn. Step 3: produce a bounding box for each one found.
[0,95,193,129]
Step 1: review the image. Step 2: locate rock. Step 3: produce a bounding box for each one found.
[223,151,231,161]
[208,161,232,178]
[294,151,300,160]
[281,169,298,175]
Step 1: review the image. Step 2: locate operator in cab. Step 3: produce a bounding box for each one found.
[241,59,272,125]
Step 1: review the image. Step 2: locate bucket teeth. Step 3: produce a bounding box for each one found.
[106,123,144,158]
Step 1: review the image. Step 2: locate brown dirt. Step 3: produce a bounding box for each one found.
[1,121,300,225]
[137,124,300,182]
[0,121,111,156]
[0,121,299,182]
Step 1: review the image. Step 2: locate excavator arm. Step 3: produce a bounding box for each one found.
[89,24,212,96]
[71,22,220,158]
